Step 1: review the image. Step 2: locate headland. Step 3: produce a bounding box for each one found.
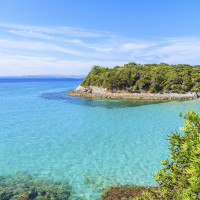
[68,62,200,100]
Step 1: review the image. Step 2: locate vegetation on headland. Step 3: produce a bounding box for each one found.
[81,63,200,93]
[102,110,200,200]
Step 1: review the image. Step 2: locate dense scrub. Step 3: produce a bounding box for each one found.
[139,110,200,200]
[81,62,200,93]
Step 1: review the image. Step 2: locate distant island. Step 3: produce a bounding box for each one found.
[68,62,200,100]
[0,75,86,79]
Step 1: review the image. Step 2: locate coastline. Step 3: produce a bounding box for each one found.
[68,85,199,100]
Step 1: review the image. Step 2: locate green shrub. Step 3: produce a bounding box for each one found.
[81,63,200,93]
[138,110,200,200]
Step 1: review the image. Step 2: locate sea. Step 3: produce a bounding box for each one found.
[0,78,200,199]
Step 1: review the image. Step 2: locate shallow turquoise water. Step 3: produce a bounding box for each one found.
[0,78,200,199]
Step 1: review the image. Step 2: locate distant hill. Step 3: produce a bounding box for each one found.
[0,75,86,79]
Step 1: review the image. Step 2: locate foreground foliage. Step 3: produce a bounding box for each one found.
[81,63,200,93]
[139,110,200,200]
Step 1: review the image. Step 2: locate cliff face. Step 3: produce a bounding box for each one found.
[68,86,199,100]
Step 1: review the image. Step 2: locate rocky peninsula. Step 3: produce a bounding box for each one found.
[69,62,200,100]
[68,85,199,100]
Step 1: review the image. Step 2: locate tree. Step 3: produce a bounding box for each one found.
[139,110,200,200]
[81,63,200,93]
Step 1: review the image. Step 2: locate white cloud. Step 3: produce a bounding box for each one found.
[0,54,127,76]
[120,43,155,51]
[0,23,110,37]
[146,37,200,64]
[8,30,54,40]
[0,23,200,75]
[0,39,90,57]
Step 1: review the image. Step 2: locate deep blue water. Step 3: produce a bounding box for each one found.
[0,78,200,199]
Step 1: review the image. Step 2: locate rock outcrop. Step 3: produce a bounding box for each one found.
[68,86,199,100]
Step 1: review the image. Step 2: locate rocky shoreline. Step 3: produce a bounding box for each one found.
[68,86,200,100]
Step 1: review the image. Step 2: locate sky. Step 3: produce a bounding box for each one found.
[0,0,200,76]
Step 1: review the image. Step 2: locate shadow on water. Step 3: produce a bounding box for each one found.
[40,91,171,109]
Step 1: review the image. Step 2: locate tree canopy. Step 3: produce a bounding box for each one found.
[81,63,200,93]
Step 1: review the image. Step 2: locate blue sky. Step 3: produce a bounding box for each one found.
[0,0,200,75]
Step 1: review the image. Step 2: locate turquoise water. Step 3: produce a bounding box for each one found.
[0,78,200,199]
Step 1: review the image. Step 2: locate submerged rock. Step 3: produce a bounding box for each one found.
[0,172,71,200]
[101,186,159,200]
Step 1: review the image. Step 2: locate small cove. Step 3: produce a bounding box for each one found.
[1,78,200,199]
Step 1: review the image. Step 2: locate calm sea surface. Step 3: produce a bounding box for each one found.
[0,78,200,199]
